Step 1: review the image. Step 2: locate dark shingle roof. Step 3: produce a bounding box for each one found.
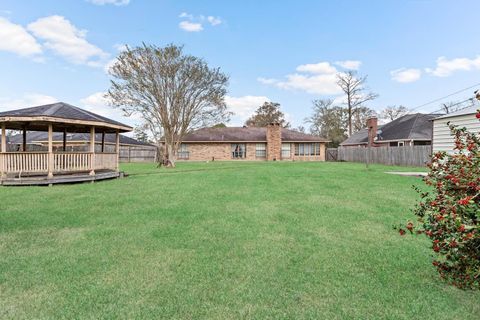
[9,132,154,147]
[340,113,441,146]
[182,127,328,142]
[339,128,371,146]
[0,102,132,131]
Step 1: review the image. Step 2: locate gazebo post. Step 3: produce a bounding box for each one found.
[22,125,27,152]
[90,126,95,176]
[101,131,105,153]
[47,124,53,179]
[63,129,67,152]
[115,130,120,172]
[1,123,5,152]
[1,123,6,180]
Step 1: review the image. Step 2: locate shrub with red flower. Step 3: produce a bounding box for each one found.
[402,109,480,289]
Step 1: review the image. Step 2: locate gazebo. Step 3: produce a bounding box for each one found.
[0,102,132,185]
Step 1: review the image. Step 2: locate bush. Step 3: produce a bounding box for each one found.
[400,111,480,289]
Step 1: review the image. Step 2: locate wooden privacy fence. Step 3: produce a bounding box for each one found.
[337,145,432,167]
[119,146,157,163]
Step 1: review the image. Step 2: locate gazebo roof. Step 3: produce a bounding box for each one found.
[0,102,132,133]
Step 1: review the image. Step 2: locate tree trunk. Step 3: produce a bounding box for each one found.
[165,143,176,168]
[347,93,353,137]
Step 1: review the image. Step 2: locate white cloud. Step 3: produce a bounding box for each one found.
[80,92,115,117]
[80,92,141,127]
[296,62,337,74]
[425,56,480,77]
[390,68,422,83]
[0,93,58,111]
[103,44,127,74]
[276,73,342,95]
[104,58,117,74]
[27,15,108,66]
[0,17,42,57]
[257,77,278,85]
[87,0,130,6]
[259,60,364,95]
[178,12,223,32]
[335,60,362,70]
[207,16,222,26]
[179,21,203,32]
[179,12,194,19]
[225,95,270,125]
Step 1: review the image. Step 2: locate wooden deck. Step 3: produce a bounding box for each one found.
[1,170,122,186]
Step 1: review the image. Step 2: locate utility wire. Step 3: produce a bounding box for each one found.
[409,82,480,112]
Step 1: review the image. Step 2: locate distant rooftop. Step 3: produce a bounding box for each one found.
[8,132,153,147]
[183,126,329,142]
[340,113,442,146]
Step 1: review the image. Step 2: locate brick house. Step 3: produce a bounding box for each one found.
[175,123,329,161]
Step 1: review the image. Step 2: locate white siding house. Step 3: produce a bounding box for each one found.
[432,106,480,153]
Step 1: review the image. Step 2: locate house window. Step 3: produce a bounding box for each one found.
[231,143,246,159]
[281,143,291,158]
[295,143,321,156]
[255,143,266,158]
[178,143,189,159]
[398,141,405,147]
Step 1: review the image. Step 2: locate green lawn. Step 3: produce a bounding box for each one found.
[0,162,478,319]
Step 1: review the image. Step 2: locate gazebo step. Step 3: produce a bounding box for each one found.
[1,171,121,186]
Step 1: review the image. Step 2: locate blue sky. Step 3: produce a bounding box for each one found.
[1,0,479,130]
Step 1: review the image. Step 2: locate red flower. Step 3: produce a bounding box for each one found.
[476,112,480,119]
[457,196,473,206]
[399,229,406,236]
[406,222,414,231]
[433,245,440,252]
[458,225,465,232]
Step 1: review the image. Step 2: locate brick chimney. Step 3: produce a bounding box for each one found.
[266,122,281,161]
[366,117,378,147]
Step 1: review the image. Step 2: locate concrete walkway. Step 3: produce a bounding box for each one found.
[385,171,428,177]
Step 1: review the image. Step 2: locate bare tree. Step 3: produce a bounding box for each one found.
[352,106,377,132]
[441,101,468,114]
[295,125,306,133]
[380,105,409,121]
[107,44,230,167]
[336,71,378,136]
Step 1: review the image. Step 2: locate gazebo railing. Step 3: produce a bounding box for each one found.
[1,152,49,173]
[0,152,118,175]
[54,152,91,172]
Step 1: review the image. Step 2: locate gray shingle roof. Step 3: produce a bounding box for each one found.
[340,113,441,146]
[339,128,371,146]
[0,102,132,132]
[8,132,153,147]
[182,127,328,142]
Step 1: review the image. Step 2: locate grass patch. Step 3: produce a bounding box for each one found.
[0,161,478,319]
